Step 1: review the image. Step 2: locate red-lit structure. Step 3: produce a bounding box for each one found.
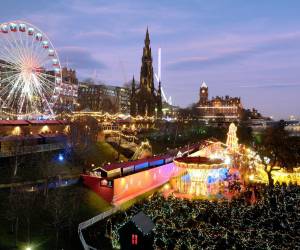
[82,157,181,205]
[81,143,201,205]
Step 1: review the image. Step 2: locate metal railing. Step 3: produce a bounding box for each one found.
[0,142,66,157]
[78,206,120,250]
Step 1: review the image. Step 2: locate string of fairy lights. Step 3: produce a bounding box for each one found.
[69,111,156,121]
[1,110,156,122]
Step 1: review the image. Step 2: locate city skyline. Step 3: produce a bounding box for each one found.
[1,0,300,119]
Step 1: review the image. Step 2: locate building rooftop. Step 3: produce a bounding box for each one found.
[99,155,169,172]
[131,211,155,235]
[201,81,207,88]
[0,120,69,126]
[27,120,63,125]
[0,120,29,125]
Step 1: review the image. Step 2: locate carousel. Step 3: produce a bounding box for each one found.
[170,123,241,198]
[173,156,229,197]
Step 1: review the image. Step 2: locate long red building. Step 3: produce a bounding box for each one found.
[81,143,201,205]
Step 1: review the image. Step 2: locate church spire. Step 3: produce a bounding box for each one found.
[131,75,136,91]
[145,26,150,46]
[130,75,136,116]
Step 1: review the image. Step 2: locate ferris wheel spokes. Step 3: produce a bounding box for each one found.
[0,20,62,117]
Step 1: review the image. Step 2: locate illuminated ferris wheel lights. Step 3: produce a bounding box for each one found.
[35,33,42,41]
[48,49,54,56]
[28,27,34,36]
[10,23,17,32]
[19,23,26,32]
[0,20,62,117]
[1,24,8,33]
[42,41,49,49]
[52,59,58,66]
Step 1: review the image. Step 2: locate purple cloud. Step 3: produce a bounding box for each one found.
[58,46,107,70]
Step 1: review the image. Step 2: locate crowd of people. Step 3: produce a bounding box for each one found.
[112,183,299,249]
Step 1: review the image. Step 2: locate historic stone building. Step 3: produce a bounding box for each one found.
[198,81,242,121]
[130,28,162,118]
[78,83,130,114]
[54,67,79,113]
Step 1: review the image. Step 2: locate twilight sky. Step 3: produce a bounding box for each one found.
[1,0,300,119]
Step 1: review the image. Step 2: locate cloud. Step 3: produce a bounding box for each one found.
[167,31,300,71]
[23,12,70,37]
[70,1,137,15]
[58,46,107,70]
[167,49,255,70]
[239,83,300,89]
[75,30,118,39]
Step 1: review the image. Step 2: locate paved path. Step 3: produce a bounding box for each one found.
[0,174,80,189]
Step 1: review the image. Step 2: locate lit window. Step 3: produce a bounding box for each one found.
[131,234,138,245]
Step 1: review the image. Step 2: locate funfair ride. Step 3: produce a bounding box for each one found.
[173,156,229,197]
[0,21,62,119]
[171,124,240,198]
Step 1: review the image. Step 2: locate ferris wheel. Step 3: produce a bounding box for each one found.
[0,20,62,118]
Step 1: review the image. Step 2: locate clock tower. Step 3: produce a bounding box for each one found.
[199,81,208,106]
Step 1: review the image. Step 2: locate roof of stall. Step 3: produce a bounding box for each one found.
[99,155,170,172]
[0,120,69,126]
[0,120,29,126]
[27,120,62,125]
[131,211,155,235]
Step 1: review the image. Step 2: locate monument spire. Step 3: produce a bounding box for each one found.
[130,76,136,116]
[145,26,150,46]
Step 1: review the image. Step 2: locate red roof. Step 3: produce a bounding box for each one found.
[0,120,11,125]
[175,156,222,164]
[101,159,142,172]
[0,120,29,125]
[27,120,61,125]
[100,155,171,172]
[11,120,29,125]
[0,120,68,126]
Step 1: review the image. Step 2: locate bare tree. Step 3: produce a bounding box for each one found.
[69,116,100,170]
[47,188,69,250]
[255,124,294,186]
[66,187,84,242]
[19,188,37,244]
[6,187,21,246]
[6,186,37,246]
